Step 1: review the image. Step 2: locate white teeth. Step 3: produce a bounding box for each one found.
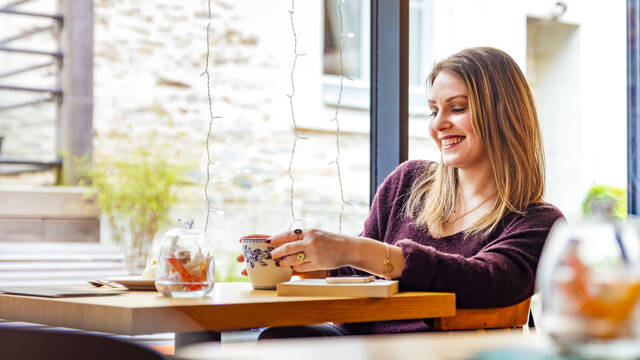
[442,137,463,146]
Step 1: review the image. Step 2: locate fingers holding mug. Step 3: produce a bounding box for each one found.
[268,228,305,247]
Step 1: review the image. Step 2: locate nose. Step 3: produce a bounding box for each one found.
[430,111,451,132]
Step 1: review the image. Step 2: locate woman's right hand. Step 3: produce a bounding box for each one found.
[237,234,328,279]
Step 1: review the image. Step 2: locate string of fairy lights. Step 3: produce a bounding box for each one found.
[204,0,351,234]
[202,0,222,234]
[287,0,351,233]
[286,0,305,231]
[332,0,350,233]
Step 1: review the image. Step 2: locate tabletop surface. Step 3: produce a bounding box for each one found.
[0,282,455,335]
[179,329,551,360]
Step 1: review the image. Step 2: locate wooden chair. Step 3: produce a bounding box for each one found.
[433,297,531,330]
[0,326,166,360]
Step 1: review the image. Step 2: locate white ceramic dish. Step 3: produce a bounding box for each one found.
[106,276,156,291]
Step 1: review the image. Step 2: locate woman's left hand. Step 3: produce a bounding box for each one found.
[269,229,353,272]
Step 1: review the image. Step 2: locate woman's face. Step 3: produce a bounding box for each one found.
[428,71,487,169]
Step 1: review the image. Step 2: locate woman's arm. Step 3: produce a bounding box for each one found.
[272,161,426,277]
[270,230,406,279]
[396,206,562,308]
[273,204,562,308]
[331,161,428,277]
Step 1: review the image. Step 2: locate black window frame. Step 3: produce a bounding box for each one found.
[369,0,409,204]
[628,0,640,215]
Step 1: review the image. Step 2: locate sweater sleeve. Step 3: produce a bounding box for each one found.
[331,167,395,277]
[396,205,563,308]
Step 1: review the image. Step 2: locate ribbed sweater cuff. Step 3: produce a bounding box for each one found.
[396,239,437,291]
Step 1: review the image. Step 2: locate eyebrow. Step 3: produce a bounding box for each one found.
[428,94,468,104]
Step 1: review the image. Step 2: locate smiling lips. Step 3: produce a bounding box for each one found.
[441,136,464,147]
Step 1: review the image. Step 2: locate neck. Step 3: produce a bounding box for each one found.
[457,160,496,200]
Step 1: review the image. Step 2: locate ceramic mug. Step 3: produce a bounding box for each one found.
[241,237,293,290]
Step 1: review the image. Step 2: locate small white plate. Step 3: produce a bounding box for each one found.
[106,276,156,291]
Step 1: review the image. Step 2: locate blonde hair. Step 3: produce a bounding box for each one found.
[405,47,545,238]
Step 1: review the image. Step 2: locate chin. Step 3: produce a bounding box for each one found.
[441,157,462,168]
[442,155,486,170]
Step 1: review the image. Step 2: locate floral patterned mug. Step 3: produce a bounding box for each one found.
[241,237,293,290]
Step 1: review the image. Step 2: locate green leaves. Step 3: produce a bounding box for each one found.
[84,148,187,248]
[582,185,627,220]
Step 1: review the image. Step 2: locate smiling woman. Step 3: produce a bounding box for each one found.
[244,47,564,339]
[411,47,546,239]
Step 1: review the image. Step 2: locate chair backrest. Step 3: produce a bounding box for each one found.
[433,297,531,331]
[0,326,165,360]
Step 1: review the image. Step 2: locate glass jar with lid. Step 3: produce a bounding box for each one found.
[155,219,215,298]
[536,201,640,358]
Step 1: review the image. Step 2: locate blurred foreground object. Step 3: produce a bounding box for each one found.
[582,185,626,220]
[537,201,640,359]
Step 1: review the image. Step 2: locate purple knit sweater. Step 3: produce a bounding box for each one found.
[334,160,563,335]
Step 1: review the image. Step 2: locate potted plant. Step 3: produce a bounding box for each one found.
[582,184,627,220]
[83,148,187,274]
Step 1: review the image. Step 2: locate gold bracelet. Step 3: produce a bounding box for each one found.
[383,243,393,274]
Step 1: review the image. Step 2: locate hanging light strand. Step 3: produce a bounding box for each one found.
[286,0,303,230]
[202,0,222,233]
[333,0,348,233]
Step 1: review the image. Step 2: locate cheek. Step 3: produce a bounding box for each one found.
[457,117,477,145]
[458,114,474,133]
[428,122,438,143]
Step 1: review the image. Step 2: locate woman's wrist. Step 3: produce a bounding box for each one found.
[344,236,378,270]
[344,237,405,279]
[339,235,364,268]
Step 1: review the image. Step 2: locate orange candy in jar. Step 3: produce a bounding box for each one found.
[537,203,640,359]
[155,219,215,298]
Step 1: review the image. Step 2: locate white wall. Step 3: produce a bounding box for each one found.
[527,19,582,214]
[529,0,627,215]
[431,0,527,65]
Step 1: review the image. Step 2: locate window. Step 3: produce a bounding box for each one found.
[323,0,365,79]
[407,0,627,216]
[322,0,432,118]
[0,0,376,283]
[94,1,372,279]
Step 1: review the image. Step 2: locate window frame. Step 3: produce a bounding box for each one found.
[369,0,409,204]
[628,0,640,215]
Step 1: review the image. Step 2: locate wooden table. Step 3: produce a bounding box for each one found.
[179,329,553,360]
[0,282,455,346]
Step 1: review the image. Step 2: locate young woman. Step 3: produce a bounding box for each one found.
[240,47,563,337]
